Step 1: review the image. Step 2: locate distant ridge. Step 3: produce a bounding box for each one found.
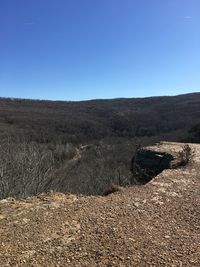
[0,92,200,144]
[0,92,200,103]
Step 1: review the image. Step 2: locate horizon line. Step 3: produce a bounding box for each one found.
[0,91,199,103]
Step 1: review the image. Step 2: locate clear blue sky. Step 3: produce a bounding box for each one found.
[0,0,200,100]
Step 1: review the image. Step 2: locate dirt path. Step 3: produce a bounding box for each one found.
[0,142,199,266]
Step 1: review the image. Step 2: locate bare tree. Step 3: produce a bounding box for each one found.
[0,138,55,199]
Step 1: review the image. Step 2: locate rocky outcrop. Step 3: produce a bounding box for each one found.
[130,142,191,184]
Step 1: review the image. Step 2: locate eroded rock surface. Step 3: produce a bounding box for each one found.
[0,142,200,266]
[131,142,191,184]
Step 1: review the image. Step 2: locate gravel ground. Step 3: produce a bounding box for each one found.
[0,142,200,267]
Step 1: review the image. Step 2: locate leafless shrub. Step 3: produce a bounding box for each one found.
[0,138,55,199]
[53,143,76,163]
[177,144,191,166]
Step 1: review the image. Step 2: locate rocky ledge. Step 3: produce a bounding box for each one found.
[130,142,192,184]
[0,142,200,266]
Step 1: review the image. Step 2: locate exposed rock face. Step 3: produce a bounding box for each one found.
[131,142,191,184]
[0,142,199,267]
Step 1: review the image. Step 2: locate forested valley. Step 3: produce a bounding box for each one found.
[0,93,200,198]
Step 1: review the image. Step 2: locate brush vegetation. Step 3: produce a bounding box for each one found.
[0,93,200,198]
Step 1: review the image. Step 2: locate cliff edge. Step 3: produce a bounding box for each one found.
[0,142,200,266]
